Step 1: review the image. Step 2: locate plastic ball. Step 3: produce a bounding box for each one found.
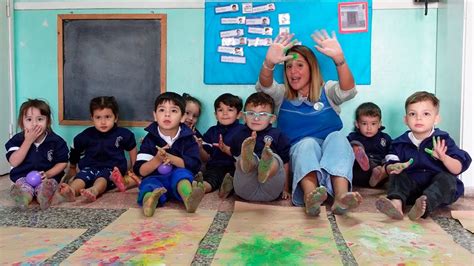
[158,164,172,175]
[26,171,42,187]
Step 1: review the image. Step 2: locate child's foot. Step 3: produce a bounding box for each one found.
[184,181,205,213]
[127,170,141,185]
[194,171,204,183]
[10,184,31,209]
[143,187,167,217]
[240,134,257,173]
[51,183,76,205]
[353,145,370,171]
[304,186,327,216]
[80,187,98,202]
[257,146,275,183]
[218,173,234,198]
[332,192,363,215]
[111,167,126,192]
[37,179,57,210]
[375,197,404,220]
[369,166,385,187]
[408,195,427,221]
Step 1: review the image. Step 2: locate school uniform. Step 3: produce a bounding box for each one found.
[69,125,136,188]
[201,120,245,191]
[229,125,290,201]
[385,128,471,217]
[347,127,392,187]
[5,131,69,183]
[134,122,201,206]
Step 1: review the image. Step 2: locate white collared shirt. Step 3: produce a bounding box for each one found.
[157,126,181,147]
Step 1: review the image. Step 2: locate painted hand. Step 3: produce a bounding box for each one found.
[424,136,447,161]
[265,32,297,65]
[386,158,414,175]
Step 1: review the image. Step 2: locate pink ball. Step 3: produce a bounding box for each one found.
[157,164,172,175]
[26,171,42,187]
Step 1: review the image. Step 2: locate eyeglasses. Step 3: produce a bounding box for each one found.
[243,111,275,120]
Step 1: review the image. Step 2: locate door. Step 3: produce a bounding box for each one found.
[0,0,13,174]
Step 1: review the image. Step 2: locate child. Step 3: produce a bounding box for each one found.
[226,92,291,202]
[376,91,471,220]
[182,93,203,139]
[133,92,204,217]
[196,93,245,197]
[56,96,137,203]
[347,102,392,187]
[6,99,69,209]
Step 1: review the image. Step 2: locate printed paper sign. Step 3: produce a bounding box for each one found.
[246,17,270,26]
[220,28,245,38]
[221,16,246,25]
[215,3,240,14]
[248,27,273,36]
[338,2,368,33]
[247,38,272,47]
[221,37,248,46]
[218,46,244,56]
[221,55,246,64]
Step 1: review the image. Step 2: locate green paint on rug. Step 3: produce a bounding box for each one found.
[228,235,310,265]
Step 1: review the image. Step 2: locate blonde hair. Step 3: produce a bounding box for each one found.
[283,45,324,103]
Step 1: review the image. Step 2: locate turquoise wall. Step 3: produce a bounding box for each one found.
[14,7,439,146]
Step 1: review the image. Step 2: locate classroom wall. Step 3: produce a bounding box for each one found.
[436,0,465,143]
[13,5,439,146]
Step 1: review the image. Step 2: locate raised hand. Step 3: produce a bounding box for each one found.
[264,32,297,66]
[386,158,414,175]
[424,136,447,161]
[213,134,231,155]
[311,29,344,60]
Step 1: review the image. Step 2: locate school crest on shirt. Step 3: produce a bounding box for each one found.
[47,149,53,162]
[380,138,387,147]
[115,136,123,148]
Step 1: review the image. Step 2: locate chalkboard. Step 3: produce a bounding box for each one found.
[58,14,167,126]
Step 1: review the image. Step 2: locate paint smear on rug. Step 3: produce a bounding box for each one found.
[451,210,474,233]
[0,226,86,265]
[335,212,473,265]
[213,201,340,265]
[63,208,216,265]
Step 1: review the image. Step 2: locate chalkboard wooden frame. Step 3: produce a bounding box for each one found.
[57,14,167,126]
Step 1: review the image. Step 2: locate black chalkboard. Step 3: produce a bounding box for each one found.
[58,14,167,126]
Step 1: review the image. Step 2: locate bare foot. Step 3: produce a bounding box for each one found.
[52,183,76,205]
[80,188,98,202]
[408,195,427,221]
[194,171,204,183]
[218,173,234,198]
[332,192,363,215]
[10,184,32,209]
[111,167,126,192]
[257,146,276,183]
[369,166,386,187]
[184,181,205,213]
[240,132,257,173]
[305,186,328,216]
[127,170,141,185]
[143,187,167,217]
[37,179,57,210]
[353,145,370,171]
[375,197,404,220]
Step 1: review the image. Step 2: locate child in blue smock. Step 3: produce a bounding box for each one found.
[134,92,204,217]
[55,96,137,203]
[376,91,471,220]
[6,99,69,209]
[347,102,392,187]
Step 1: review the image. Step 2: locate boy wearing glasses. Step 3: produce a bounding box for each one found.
[196,93,245,198]
[227,92,291,201]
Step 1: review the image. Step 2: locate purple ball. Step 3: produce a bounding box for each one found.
[26,171,42,187]
[158,164,172,175]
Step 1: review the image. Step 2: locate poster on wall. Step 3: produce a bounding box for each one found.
[204,0,372,85]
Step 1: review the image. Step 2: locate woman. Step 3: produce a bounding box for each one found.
[256,30,362,216]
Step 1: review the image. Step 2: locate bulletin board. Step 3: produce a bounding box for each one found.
[58,14,167,127]
[204,0,372,85]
